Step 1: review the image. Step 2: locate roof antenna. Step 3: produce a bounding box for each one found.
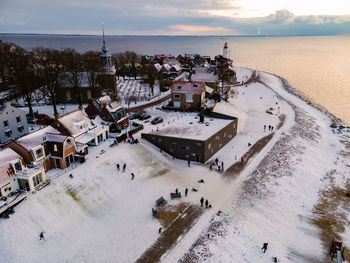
[101,22,105,45]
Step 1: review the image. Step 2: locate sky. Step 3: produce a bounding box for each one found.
[0,0,349,35]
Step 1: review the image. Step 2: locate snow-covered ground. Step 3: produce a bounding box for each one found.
[1,67,349,263]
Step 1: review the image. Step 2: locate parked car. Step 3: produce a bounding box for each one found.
[138,113,151,120]
[151,116,163,125]
[26,113,35,124]
[129,113,141,120]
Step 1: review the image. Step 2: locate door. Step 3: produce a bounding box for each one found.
[55,159,61,169]
[65,156,71,167]
[195,154,200,162]
[174,101,180,108]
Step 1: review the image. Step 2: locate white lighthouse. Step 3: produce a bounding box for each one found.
[223,42,229,59]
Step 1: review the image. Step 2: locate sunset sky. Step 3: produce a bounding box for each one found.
[0,0,349,35]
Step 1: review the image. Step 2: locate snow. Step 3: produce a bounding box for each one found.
[145,114,234,141]
[1,66,349,263]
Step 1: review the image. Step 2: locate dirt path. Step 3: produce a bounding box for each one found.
[135,204,203,263]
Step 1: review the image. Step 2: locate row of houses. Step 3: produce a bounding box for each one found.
[0,94,128,201]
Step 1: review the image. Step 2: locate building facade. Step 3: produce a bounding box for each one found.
[171,81,206,110]
[142,114,238,163]
[0,102,29,146]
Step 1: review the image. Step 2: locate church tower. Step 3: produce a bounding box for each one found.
[223,42,229,59]
[98,23,117,96]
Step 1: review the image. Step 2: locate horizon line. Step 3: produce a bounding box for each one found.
[0,32,347,38]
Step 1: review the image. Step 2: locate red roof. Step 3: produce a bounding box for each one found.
[171,81,205,95]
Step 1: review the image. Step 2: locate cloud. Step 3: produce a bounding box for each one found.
[0,0,349,36]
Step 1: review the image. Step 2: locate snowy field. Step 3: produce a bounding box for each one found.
[1,67,349,263]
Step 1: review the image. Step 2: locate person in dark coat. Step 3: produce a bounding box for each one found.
[221,161,224,171]
[272,257,278,262]
[175,188,178,194]
[188,159,191,167]
[117,164,120,170]
[39,232,45,241]
[200,197,204,207]
[131,173,135,180]
[262,243,268,253]
[69,174,73,179]
[123,163,126,172]
[185,188,188,196]
[215,158,218,165]
[205,199,209,208]
[209,164,212,171]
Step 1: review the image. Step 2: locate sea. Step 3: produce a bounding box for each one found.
[1,34,349,125]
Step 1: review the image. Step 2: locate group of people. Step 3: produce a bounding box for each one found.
[200,197,212,209]
[209,158,224,172]
[116,163,135,180]
[264,125,275,132]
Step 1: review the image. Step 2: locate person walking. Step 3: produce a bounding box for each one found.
[264,124,266,131]
[175,188,178,194]
[215,158,218,166]
[39,232,45,241]
[123,163,126,172]
[262,243,268,253]
[205,199,209,208]
[221,161,224,171]
[268,125,271,131]
[185,188,188,196]
[200,197,204,207]
[117,164,120,171]
[188,159,191,167]
[209,164,212,171]
[131,173,135,180]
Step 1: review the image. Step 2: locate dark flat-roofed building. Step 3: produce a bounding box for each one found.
[141,113,237,163]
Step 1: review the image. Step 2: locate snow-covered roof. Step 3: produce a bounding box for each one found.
[57,110,96,137]
[45,133,67,143]
[191,73,217,83]
[162,64,171,72]
[0,148,21,166]
[163,58,180,66]
[98,95,112,105]
[154,63,162,72]
[16,126,61,151]
[170,65,182,72]
[148,114,233,141]
[171,81,205,95]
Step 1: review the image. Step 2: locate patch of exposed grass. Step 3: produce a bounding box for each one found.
[155,202,190,228]
[311,170,350,262]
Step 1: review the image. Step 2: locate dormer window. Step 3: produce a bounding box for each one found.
[3,120,8,127]
[16,116,21,123]
[35,147,44,159]
[14,161,22,172]
[193,84,198,88]
[177,86,182,90]
[54,144,58,152]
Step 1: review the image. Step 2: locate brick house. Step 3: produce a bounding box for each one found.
[141,113,238,163]
[4,126,76,171]
[171,81,206,110]
[85,95,128,131]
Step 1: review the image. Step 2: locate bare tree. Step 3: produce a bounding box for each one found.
[145,64,157,95]
[61,49,84,107]
[83,51,101,99]
[35,47,63,117]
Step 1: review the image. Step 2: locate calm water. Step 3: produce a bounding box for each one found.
[1,34,350,125]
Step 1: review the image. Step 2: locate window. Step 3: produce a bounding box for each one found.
[177,86,182,90]
[87,90,92,99]
[193,84,198,88]
[32,172,43,187]
[158,138,162,142]
[16,116,21,123]
[14,161,22,172]
[186,94,193,102]
[174,94,181,100]
[54,144,58,152]
[18,126,24,133]
[208,143,211,150]
[66,91,71,101]
[196,143,202,147]
[3,120,8,127]
[171,142,177,145]
[5,130,12,137]
[18,179,30,191]
[35,148,44,159]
